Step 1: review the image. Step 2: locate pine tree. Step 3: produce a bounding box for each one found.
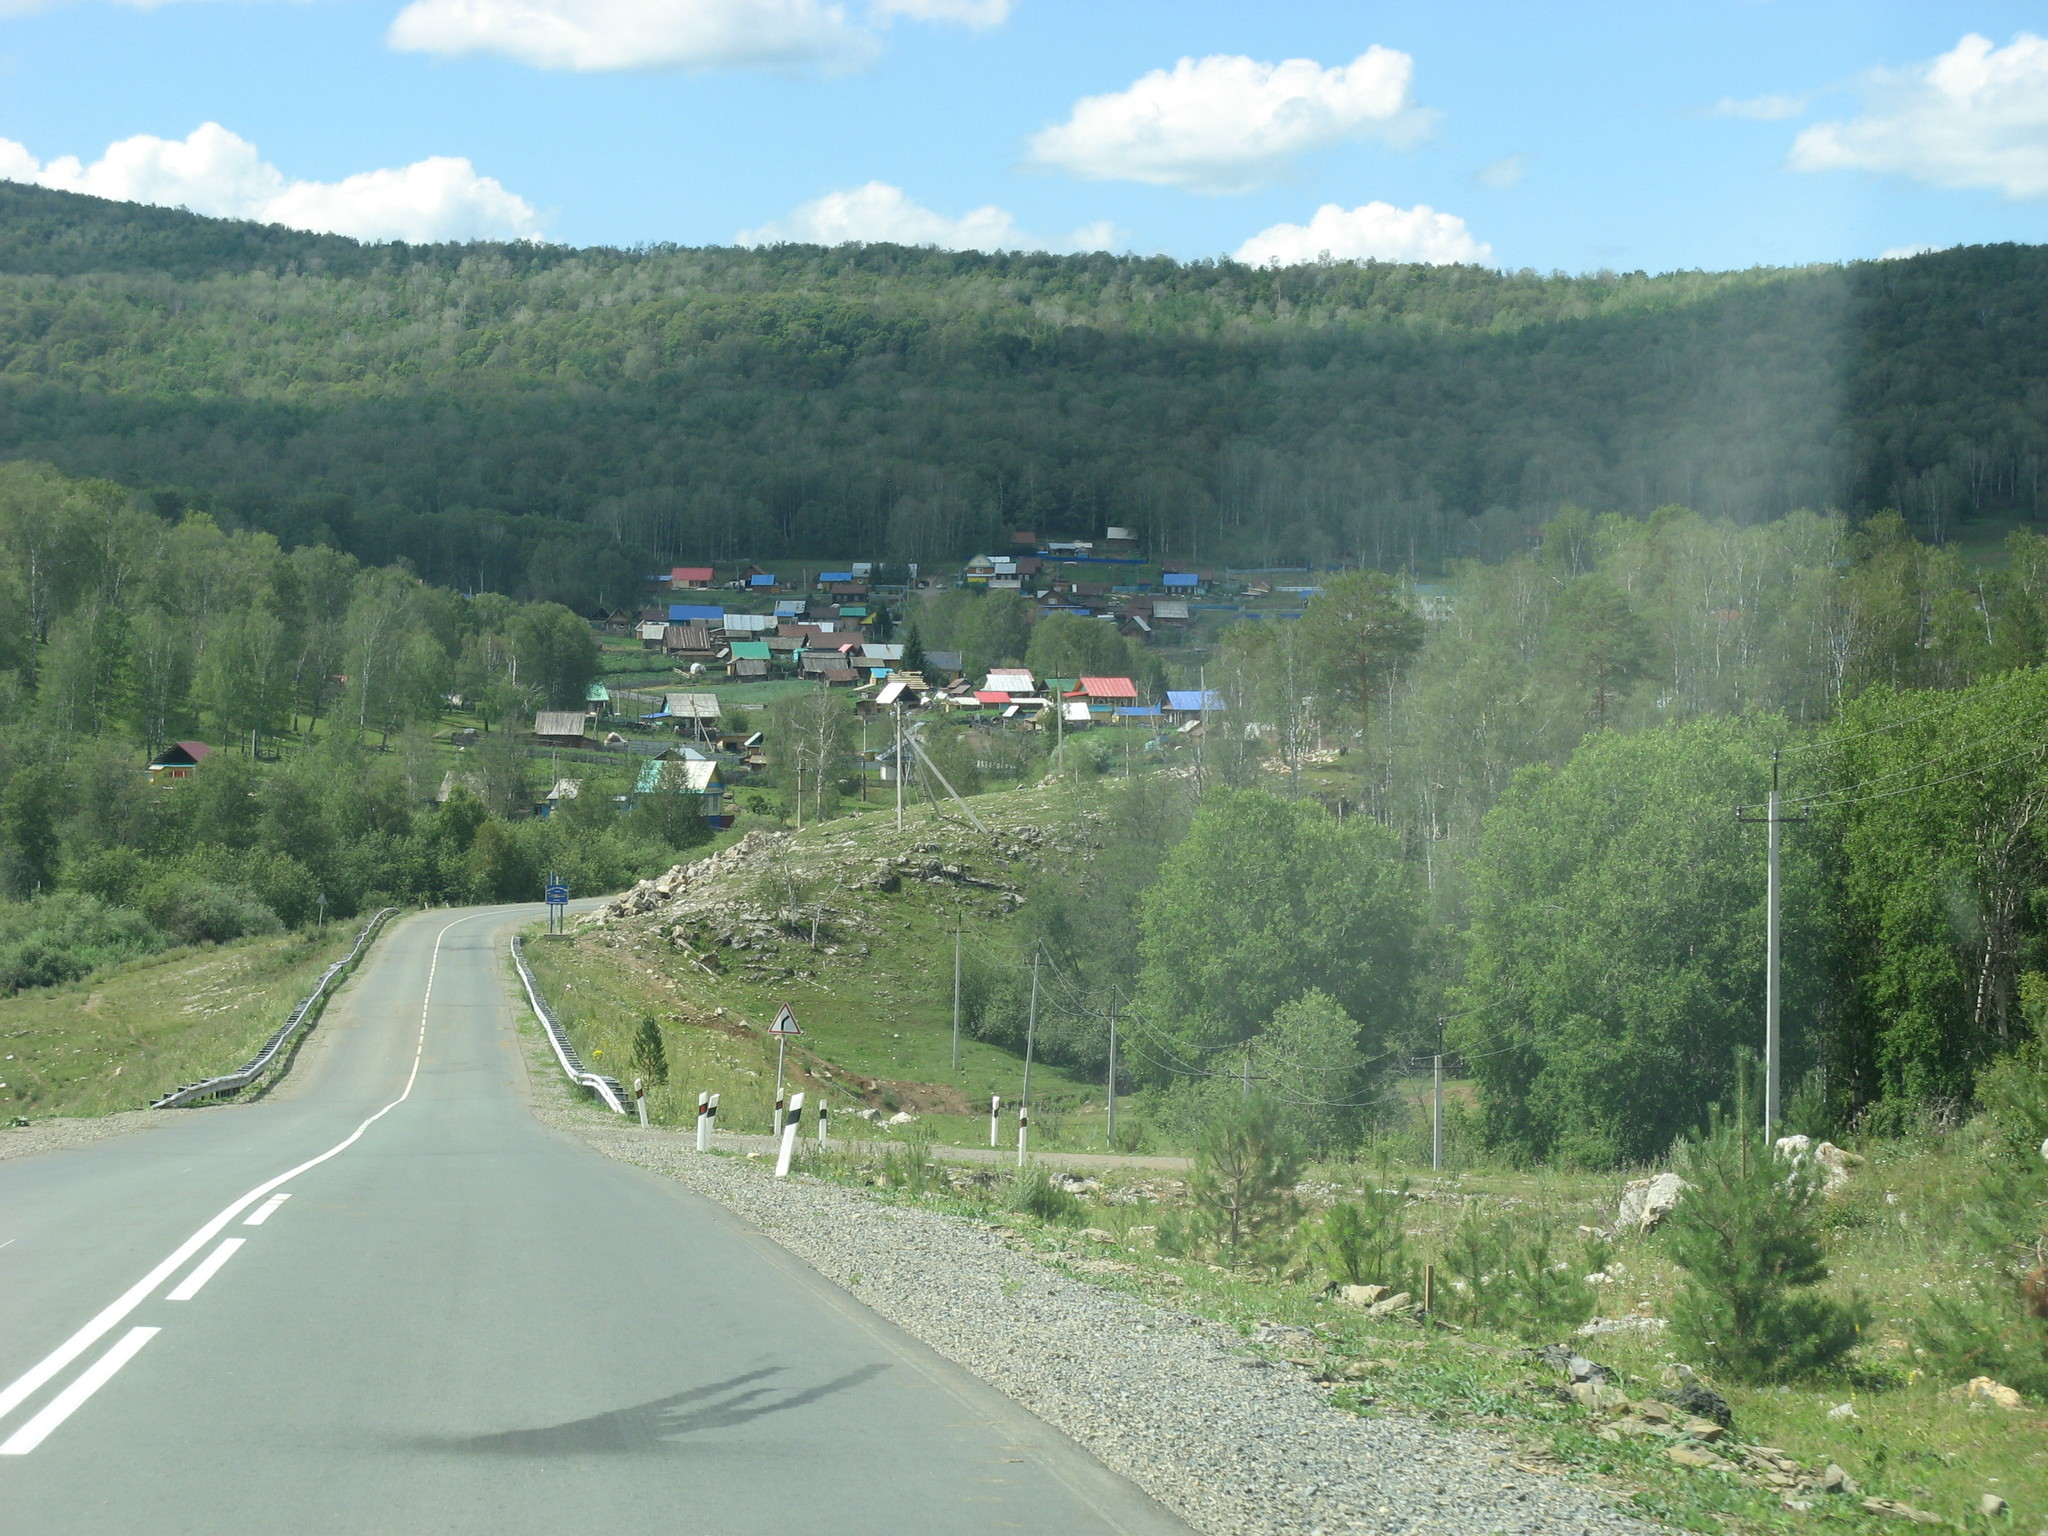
[1666,1056,1868,1382]
[899,623,927,677]
[632,1016,669,1087]
[1189,1094,1305,1268]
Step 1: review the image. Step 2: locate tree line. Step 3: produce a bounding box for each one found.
[3,184,2048,597]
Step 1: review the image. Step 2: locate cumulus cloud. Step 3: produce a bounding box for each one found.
[389,0,872,71]
[1789,32,2048,198]
[1025,48,1430,194]
[1234,202,1490,268]
[869,0,1008,25]
[0,123,539,242]
[1713,92,1809,121]
[387,0,1005,71]
[736,180,1118,253]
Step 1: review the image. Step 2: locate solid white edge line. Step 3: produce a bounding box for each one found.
[0,910,492,1434]
[164,1239,244,1302]
[243,1193,291,1227]
[0,1328,160,1455]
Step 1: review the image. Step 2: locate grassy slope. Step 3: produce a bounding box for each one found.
[0,926,363,1118]
[522,783,1108,1143]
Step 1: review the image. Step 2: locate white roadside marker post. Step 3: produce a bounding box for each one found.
[695,1091,710,1151]
[634,1077,648,1128]
[775,1092,804,1178]
[818,1098,829,1146]
[989,1094,1000,1149]
[708,1092,720,1144]
[1016,1102,1029,1167]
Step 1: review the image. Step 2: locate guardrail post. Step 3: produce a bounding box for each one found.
[775,1092,804,1178]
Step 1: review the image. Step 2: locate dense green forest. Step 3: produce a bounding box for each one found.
[0,459,697,995]
[4,183,2048,600]
[895,510,2048,1172]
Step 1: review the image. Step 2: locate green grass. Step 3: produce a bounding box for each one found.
[0,925,366,1119]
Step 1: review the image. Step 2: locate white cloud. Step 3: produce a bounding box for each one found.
[1878,243,1942,260]
[1475,154,1525,189]
[1789,32,2048,198]
[1713,92,1809,121]
[868,0,1008,25]
[1025,48,1430,194]
[1234,202,1490,268]
[387,0,874,72]
[0,123,539,242]
[736,180,1119,253]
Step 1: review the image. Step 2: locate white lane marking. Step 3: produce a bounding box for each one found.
[0,1329,159,1455]
[0,911,489,1437]
[243,1194,290,1227]
[164,1239,244,1302]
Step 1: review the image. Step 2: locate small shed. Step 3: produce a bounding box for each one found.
[637,620,669,648]
[728,657,770,679]
[665,692,721,722]
[147,740,211,781]
[533,712,591,746]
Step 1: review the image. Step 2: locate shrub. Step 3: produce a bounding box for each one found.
[1665,1057,1869,1382]
[1189,1094,1306,1268]
[1006,1163,1079,1223]
[141,880,283,946]
[1315,1166,1415,1291]
[1913,977,2048,1396]
[1435,1211,1604,1340]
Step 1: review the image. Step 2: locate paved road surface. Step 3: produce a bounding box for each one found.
[0,906,1192,1536]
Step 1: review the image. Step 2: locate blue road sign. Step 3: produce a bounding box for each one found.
[545,884,570,904]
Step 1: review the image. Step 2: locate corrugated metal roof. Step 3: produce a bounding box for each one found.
[1165,689,1225,711]
[727,641,772,660]
[664,692,721,719]
[1076,676,1138,700]
[667,603,724,622]
[533,711,588,737]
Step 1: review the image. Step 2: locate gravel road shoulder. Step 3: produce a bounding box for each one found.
[526,1071,1658,1536]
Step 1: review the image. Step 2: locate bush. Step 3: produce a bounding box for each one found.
[1435,1211,1604,1341]
[1665,1058,1869,1382]
[1315,1166,1415,1291]
[1189,1094,1306,1268]
[1913,977,2048,1396]
[141,880,283,946]
[0,892,167,991]
[1006,1163,1079,1223]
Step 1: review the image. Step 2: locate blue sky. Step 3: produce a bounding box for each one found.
[2,0,2046,272]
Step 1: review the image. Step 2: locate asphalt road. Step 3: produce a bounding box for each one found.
[0,906,1192,1536]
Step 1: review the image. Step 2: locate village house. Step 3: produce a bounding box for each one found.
[147,740,211,782]
[668,566,715,590]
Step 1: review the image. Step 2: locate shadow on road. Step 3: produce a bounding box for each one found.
[420,1364,889,1456]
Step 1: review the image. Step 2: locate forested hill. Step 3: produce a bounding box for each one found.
[1,181,2045,604]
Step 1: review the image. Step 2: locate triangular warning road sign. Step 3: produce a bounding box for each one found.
[769,1003,801,1036]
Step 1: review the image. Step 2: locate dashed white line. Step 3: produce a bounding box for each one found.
[0,911,489,1451]
[0,1329,159,1456]
[243,1193,290,1227]
[165,1239,244,1302]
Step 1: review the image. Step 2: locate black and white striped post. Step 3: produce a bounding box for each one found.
[1016,1101,1029,1166]
[634,1077,648,1128]
[775,1092,805,1178]
[695,1090,711,1151]
[817,1097,829,1146]
[989,1093,1000,1148]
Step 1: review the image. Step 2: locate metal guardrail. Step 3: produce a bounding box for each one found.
[152,907,401,1109]
[510,934,626,1114]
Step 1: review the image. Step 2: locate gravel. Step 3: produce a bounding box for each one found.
[538,1095,1657,1535]
[0,1108,178,1162]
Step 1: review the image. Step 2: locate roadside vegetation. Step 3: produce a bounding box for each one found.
[0,923,361,1119]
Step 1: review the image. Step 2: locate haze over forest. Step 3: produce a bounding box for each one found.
[2,182,2046,604]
